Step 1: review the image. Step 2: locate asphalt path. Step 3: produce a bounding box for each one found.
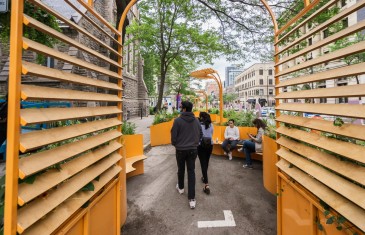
[122,145,276,235]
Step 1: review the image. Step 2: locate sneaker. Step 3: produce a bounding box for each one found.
[238,147,243,152]
[189,199,196,209]
[243,164,253,169]
[228,152,232,160]
[176,184,184,194]
[201,176,205,183]
[224,152,227,156]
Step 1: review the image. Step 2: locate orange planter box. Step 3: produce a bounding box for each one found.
[150,120,174,146]
[263,135,277,195]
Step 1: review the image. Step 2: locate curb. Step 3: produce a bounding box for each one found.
[143,142,151,153]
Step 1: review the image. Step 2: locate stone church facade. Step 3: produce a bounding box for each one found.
[0,0,148,119]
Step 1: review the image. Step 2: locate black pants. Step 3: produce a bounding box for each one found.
[221,139,238,153]
[198,145,212,184]
[176,149,197,200]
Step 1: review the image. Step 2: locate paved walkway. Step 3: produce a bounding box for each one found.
[122,119,277,234]
[126,115,154,147]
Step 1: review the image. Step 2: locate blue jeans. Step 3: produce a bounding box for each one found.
[176,149,197,199]
[243,140,255,165]
[221,139,238,153]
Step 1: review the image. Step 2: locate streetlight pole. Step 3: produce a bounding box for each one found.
[267,76,269,107]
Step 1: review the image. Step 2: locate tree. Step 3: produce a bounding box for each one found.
[223,93,238,104]
[127,0,229,111]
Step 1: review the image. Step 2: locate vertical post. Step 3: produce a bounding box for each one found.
[5,0,24,234]
[140,107,142,119]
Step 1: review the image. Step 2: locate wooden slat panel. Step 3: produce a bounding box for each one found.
[21,85,121,102]
[18,141,121,205]
[75,0,121,36]
[278,19,365,65]
[276,62,365,88]
[276,0,365,56]
[17,153,121,233]
[277,148,365,209]
[275,0,336,46]
[21,85,122,102]
[276,115,365,141]
[63,0,123,48]
[276,84,365,99]
[22,166,121,235]
[20,106,121,126]
[19,130,122,179]
[277,137,365,186]
[277,40,365,77]
[276,126,365,164]
[19,118,121,152]
[23,15,121,68]
[22,61,121,91]
[277,103,365,119]
[28,0,121,58]
[277,160,365,232]
[23,37,120,79]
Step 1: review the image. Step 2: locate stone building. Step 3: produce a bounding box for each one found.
[0,0,148,118]
[234,62,275,108]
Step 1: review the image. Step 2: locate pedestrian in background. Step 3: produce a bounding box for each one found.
[171,101,202,209]
[221,119,240,160]
[197,112,213,195]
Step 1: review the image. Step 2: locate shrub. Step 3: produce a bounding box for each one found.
[223,110,256,127]
[122,121,136,135]
[152,110,179,125]
[209,108,219,114]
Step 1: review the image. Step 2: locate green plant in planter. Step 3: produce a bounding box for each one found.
[122,121,136,135]
[209,108,219,114]
[153,111,179,125]
[264,118,277,140]
[223,110,256,127]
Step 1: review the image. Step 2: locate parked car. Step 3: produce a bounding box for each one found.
[261,107,275,118]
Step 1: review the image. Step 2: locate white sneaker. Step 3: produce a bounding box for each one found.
[176,184,184,194]
[228,152,232,160]
[189,199,196,209]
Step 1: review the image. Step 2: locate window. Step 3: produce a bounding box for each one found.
[259,89,264,96]
[308,38,312,46]
[283,87,287,92]
[45,57,55,68]
[259,69,263,75]
[269,89,273,95]
[268,69,273,75]
[341,0,346,7]
[260,79,264,85]
[256,89,259,95]
[318,84,326,103]
[323,29,329,39]
[269,79,273,85]
[342,18,348,29]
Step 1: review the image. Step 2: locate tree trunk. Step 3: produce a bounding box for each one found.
[156,62,167,111]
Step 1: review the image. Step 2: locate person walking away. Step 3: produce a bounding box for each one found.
[171,101,202,209]
[221,119,240,160]
[239,118,266,169]
[197,112,213,195]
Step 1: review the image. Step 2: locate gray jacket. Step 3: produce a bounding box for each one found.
[171,112,203,150]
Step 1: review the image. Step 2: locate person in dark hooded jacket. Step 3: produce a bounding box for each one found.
[171,100,202,209]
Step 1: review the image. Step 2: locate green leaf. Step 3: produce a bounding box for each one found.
[0,175,5,186]
[337,216,346,224]
[333,117,344,127]
[323,210,330,216]
[94,176,100,182]
[81,201,90,208]
[24,174,37,184]
[336,225,342,231]
[0,204,4,218]
[81,182,94,192]
[55,163,62,171]
[319,200,330,210]
[317,223,324,231]
[326,216,335,224]
[288,164,294,168]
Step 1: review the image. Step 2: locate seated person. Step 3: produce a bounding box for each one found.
[221,119,239,160]
[239,118,266,169]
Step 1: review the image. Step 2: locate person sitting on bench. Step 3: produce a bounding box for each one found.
[239,118,266,169]
[221,119,239,160]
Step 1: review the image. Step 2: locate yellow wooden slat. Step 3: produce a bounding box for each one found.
[21,85,121,102]
[22,37,120,79]
[277,137,365,186]
[28,0,121,58]
[20,106,121,126]
[19,118,121,152]
[18,141,121,205]
[277,103,365,119]
[277,160,365,232]
[126,155,147,173]
[22,166,121,235]
[19,130,122,179]
[277,148,365,209]
[75,0,121,36]
[63,0,123,48]
[276,126,365,164]
[22,61,121,91]
[276,115,365,141]
[275,0,337,46]
[17,153,121,233]
[277,40,365,77]
[276,84,365,99]
[276,0,365,56]
[23,14,122,69]
[276,62,365,88]
[277,19,365,65]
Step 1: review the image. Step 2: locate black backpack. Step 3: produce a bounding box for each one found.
[201,137,212,148]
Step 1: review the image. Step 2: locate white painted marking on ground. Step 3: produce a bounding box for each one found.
[197,210,236,228]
